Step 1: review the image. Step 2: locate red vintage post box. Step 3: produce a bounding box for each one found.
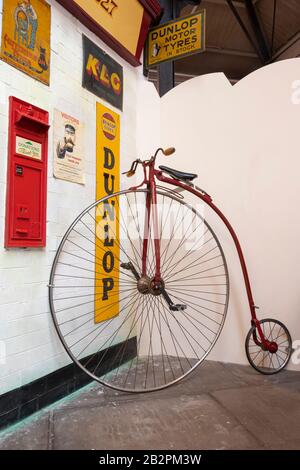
[5,97,50,248]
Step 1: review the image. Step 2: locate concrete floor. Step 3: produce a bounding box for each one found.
[0,360,300,450]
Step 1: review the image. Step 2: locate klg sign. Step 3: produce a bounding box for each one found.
[83,35,123,111]
[146,11,206,67]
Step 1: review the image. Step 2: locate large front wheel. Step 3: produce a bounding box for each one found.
[49,189,229,392]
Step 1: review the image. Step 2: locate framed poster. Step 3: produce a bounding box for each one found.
[0,0,51,85]
[53,110,85,185]
[83,35,123,111]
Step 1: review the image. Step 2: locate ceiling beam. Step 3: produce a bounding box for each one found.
[226,0,264,62]
[148,69,241,85]
[176,0,202,16]
[243,0,270,62]
[206,46,258,57]
[157,0,175,97]
[269,30,300,62]
[193,0,260,7]
[202,0,247,7]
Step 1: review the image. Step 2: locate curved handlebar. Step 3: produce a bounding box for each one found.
[123,147,176,177]
[154,147,176,159]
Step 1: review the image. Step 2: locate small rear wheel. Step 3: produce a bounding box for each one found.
[245,318,292,374]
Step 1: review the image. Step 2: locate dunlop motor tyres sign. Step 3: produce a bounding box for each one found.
[146,11,206,68]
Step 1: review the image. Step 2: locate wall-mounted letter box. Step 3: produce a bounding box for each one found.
[5,97,50,248]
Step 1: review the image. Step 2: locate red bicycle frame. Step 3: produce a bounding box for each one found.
[129,152,275,353]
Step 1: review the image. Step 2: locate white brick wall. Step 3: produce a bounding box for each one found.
[0,0,142,395]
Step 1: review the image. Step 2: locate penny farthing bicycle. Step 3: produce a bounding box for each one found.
[49,148,293,392]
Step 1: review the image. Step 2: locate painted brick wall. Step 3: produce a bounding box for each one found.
[0,0,141,396]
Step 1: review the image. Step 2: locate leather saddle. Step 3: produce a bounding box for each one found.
[159,165,198,182]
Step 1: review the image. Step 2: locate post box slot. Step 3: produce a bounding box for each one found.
[16,229,29,236]
[15,111,50,133]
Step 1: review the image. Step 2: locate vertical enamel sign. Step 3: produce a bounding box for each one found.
[95,103,120,323]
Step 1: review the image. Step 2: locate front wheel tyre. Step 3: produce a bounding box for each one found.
[49,189,230,392]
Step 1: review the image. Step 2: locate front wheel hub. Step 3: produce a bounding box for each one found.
[137,277,165,296]
[137,276,151,294]
[150,279,165,296]
[268,341,278,354]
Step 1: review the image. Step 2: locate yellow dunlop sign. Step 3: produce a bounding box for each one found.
[146,11,206,67]
[95,103,120,323]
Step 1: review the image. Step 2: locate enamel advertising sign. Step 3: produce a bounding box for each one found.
[56,0,161,66]
[146,11,206,68]
[0,0,51,85]
[95,102,120,323]
[83,35,123,111]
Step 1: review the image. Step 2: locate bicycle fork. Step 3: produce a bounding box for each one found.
[122,162,186,312]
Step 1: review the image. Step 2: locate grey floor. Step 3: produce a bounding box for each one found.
[0,360,300,450]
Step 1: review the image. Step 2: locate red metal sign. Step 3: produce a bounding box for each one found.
[5,97,50,248]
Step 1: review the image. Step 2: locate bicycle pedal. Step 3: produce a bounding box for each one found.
[121,262,140,281]
[170,304,187,312]
[121,262,131,270]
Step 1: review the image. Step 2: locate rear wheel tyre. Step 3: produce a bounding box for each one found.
[245,318,292,375]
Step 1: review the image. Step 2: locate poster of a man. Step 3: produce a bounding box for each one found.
[56,124,77,159]
[54,110,85,185]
